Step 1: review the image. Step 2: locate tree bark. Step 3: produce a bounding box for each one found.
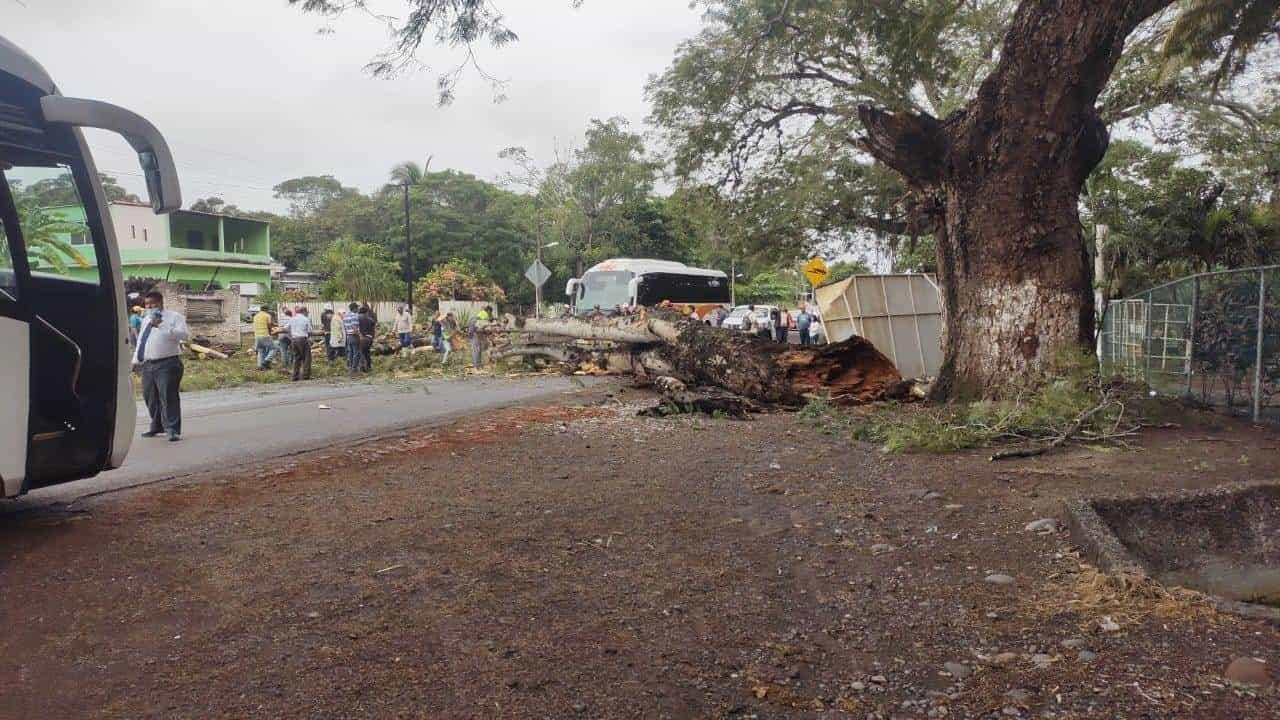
[858,0,1174,399]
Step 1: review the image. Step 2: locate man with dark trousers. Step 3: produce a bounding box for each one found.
[135,290,189,442]
[288,306,314,381]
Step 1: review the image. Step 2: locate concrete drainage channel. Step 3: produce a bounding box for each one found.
[1065,481,1280,622]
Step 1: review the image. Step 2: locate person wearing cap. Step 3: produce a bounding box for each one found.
[128,305,144,346]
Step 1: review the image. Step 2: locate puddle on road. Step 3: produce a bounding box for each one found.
[1091,483,1280,612]
[1159,559,1280,606]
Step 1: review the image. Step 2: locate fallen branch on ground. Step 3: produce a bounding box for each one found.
[989,394,1117,461]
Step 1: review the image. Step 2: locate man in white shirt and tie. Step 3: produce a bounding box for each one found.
[135,290,189,442]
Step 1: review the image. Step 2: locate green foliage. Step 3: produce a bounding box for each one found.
[1087,139,1280,297]
[12,172,138,206]
[892,236,938,273]
[176,342,452,392]
[736,269,797,306]
[841,353,1123,453]
[645,0,1280,283]
[255,284,283,311]
[820,259,872,287]
[316,238,404,302]
[1162,0,1280,83]
[10,202,90,274]
[414,258,506,306]
[500,117,662,279]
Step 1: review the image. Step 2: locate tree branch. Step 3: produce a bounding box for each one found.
[855,106,948,188]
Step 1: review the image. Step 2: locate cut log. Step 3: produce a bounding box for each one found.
[502,314,661,344]
[187,342,229,360]
[491,345,571,363]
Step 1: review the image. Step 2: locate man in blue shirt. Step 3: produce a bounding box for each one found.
[796,307,814,346]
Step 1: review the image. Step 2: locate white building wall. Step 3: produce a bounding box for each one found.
[109,203,169,250]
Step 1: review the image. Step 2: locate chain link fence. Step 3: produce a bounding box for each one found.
[1099,265,1280,423]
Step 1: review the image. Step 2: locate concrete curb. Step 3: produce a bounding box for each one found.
[1063,481,1280,623]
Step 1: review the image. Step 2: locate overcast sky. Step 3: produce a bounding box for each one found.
[2,0,704,212]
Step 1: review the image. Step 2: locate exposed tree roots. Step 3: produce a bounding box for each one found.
[497,310,906,415]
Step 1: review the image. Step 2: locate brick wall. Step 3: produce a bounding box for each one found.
[153,281,241,346]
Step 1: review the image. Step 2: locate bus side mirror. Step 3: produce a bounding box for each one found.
[627,277,640,304]
[40,96,182,214]
[565,279,579,299]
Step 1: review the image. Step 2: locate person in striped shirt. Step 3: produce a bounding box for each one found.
[342,302,362,374]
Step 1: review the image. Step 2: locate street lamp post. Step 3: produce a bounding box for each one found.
[403,182,412,311]
[534,237,560,319]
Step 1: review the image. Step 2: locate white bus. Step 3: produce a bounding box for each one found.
[0,35,180,497]
[565,259,730,319]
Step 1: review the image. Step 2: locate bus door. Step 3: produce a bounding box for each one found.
[0,191,29,497]
[0,156,120,492]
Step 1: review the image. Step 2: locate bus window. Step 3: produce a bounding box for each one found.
[3,164,99,284]
[636,273,730,306]
[579,270,632,309]
[0,205,17,298]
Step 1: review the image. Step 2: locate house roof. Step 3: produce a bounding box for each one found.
[108,200,270,226]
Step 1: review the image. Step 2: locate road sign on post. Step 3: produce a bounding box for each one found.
[803,257,830,287]
[525,259,552,288]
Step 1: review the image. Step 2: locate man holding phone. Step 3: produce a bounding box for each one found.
[135,290,189,442]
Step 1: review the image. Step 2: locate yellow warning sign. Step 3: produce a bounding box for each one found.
[803,257,830,286]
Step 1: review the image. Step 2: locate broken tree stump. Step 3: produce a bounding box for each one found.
[498,310,904,407]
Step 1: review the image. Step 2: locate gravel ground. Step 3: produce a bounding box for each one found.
[1,383,1277,719]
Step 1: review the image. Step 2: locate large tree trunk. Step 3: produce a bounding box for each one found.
[858,0,1173,399]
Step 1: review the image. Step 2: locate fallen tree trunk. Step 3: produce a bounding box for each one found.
[499,310,904,407]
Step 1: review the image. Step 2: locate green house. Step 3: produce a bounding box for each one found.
[48,201,272,291]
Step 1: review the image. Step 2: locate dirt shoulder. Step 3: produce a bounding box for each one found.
[1,389,1277,719]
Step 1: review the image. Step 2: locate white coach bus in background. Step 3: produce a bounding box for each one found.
[0,35,181,498]
[565,258,731,319]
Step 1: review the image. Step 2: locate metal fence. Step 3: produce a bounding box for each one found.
[1099,265,1280,422]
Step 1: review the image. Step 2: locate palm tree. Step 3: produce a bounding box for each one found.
[1,201,91,275]
[387,156,434,188]
[316,237,404,302]
[1163,0,1280,80]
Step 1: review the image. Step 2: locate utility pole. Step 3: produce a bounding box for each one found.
[535,230,544,319]
[730,257,736,306]
[403,182,413,312]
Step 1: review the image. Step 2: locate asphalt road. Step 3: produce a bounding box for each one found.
[15,374,598,507]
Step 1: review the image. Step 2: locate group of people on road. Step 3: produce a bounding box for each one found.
[252,302,496,379]
[252,304,324,380]
[252,299,373,379]
[712,304,817,345]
